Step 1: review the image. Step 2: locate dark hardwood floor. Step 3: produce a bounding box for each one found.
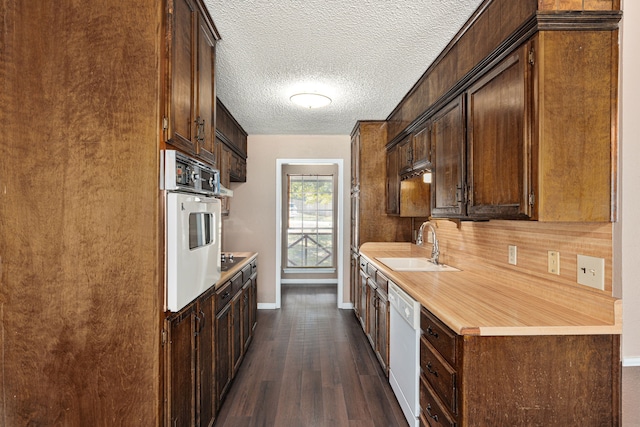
[214,284,408,427]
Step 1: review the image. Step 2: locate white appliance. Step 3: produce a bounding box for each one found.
[388,280,421,427]
[162,150,222,312]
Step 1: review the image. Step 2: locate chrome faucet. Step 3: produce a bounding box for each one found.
[417,221,440,265]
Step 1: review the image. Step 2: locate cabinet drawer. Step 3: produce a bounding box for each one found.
[241,264,252,283]
[215,281,233,314]
[231,271,243,296]
[420,375,456,427]
[375,271,389,294]
[366,262,377,278]
[421,336,456,414]
[421,307,457,366]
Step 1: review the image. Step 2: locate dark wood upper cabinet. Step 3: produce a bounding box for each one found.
[165,0,219,165]
[399,125,432,178]
[216,99,248,183]
[385,142,402,216]
[195,11,217,164]
[466,42,532,220]
[430,96,466,218]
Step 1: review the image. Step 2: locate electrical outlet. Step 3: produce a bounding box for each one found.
[547,251,560,275]
[427,231,433,244]
[508,245,517,265]
[577,255,605,290]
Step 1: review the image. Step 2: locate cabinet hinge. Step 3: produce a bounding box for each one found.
[162,117,168,130]
[161,329,167,346]
[528,48,535,66]
[529,192,535,207]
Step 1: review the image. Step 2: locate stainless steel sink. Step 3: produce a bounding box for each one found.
[375,257,461,272]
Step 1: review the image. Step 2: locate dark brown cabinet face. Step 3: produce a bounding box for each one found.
[165,0,217,164]
[195,12,217,164]
[466,43,532,219]
[167,304,197,427]
[215,302,232,408]
[386,143,401,215]
[198,291,216,427]
[430,96,466,218]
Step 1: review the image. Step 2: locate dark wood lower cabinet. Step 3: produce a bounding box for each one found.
[357,256,390,376]
[419,306,621,426]
[167,304,197,427]
[166,257,258,426]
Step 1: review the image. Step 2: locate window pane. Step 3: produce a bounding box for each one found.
[286,174,334,268]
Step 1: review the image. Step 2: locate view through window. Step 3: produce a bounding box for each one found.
[286,174,334,268]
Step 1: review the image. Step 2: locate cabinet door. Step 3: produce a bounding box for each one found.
[466,43,532,219]
[215,303,232,409]
[198,291,216,427]
[241,282,251,352]
[195,10,216,164]
[231,291,243,374]
[386,144,401,215]
[358,268,368,329]
[375,288,389,374]
[366,279,377,349]
[412,123,431,172]
[167,304,197,427]
[398,136,413,176]
[430,96,466,218]
[351,131,360,187]
[166,0,198,155]
[215,137,231,214]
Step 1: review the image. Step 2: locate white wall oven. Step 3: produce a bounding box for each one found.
[162,150,222,312]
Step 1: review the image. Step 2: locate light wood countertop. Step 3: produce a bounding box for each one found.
[217,252,257,286]
[359,242,621,336]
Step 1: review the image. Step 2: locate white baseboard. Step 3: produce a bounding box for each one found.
[257,303,278,310]
[623,357,640,367]
[339,302,354,310]
[280,279,338,284]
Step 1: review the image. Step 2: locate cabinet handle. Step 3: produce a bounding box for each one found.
[426,361,439,377]
[426,404,439,423]
[195,117,205,143]
[199,309,205,331]
[456,185,464,203]
[427,326,439,339]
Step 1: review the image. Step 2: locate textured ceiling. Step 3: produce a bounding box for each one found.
[203,0,484,135]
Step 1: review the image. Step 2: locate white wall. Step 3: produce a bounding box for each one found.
[620,1,640,424]
[221,134,351,307]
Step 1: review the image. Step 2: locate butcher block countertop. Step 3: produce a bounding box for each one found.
[359,242,621,336]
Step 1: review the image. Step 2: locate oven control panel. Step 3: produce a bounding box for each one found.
[162,150,220,196]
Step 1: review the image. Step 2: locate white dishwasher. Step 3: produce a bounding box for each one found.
[388,281,421,427]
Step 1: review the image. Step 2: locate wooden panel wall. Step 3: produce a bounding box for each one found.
[424,219,614,295]
[0,1,163,425]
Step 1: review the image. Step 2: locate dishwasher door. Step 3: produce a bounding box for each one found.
[388,282,420,427]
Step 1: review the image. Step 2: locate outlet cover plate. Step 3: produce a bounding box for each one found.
[508,245,517,265]
[577,255,605,290]
[548,251,560,275]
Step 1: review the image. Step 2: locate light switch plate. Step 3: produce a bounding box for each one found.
[508,245,517,265]
[577,255,605,290]
[547,251,560,275]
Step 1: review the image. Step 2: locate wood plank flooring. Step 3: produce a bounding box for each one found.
[214,284,408,427]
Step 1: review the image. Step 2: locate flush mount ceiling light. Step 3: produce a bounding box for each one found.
[290,93,332,109]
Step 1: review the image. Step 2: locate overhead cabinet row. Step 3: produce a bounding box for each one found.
[387,30,617,223]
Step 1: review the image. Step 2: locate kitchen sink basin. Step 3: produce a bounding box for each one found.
[375,257,461,272]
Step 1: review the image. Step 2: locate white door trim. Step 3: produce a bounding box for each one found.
[275,158,345,309]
